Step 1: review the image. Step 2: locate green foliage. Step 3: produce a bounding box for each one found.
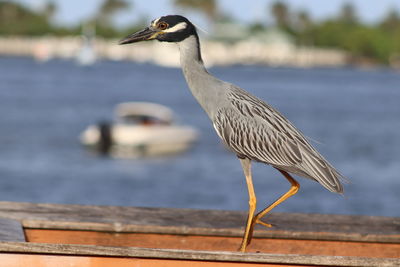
[311,21,394,62]
[1,0,400,65]
[0,1,53,35]
[96,0,130,27]
[268,2,400,64]
[0,0,133,38]
[270,1,290,30]
[248,23,265,33]
[173,0,217,21]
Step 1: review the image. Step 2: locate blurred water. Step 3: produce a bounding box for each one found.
[0,57,399,217]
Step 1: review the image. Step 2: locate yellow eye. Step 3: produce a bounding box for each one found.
[158,22,168,30]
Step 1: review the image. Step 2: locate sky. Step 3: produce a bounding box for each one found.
[16,0,400,29]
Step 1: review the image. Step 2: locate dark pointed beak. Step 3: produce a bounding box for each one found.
[119,27,160,45]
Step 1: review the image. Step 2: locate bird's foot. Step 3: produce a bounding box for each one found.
[255,218,273,228]
[238,242,247,253]
[241,218,273,249]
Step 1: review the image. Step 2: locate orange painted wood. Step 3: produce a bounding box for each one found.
[25,229,400,259]
[0,254,297,267]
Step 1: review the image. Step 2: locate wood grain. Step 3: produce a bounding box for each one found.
[0,242,398,266]
[0,201,399,243]
[25,229,400,258]
[0,218,25,242]
[0,201,399,266]
[0,254,300,267]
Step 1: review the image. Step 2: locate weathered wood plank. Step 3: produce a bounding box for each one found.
[0,201,399,243]
[0,242,398,266]
[24,229,400,258]
[0,218,25,242]
[0,254,301,267]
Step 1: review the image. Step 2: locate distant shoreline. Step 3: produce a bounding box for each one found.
[0,36,353,68]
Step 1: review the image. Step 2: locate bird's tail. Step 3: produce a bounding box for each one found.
[300,148,347,194]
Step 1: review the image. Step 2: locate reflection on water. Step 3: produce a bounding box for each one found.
[0,57,399,217]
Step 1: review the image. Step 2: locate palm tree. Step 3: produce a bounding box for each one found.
[173,0,217,23]
[270,1,290,30]
[297,10,311,30]
[97,0,130,27]
[42,1,56,21]
[338,2,358,25]
[295,10,313,46]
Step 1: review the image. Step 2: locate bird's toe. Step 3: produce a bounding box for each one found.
[256,219,273,228]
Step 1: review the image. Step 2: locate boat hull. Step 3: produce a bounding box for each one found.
[80,124,198,158]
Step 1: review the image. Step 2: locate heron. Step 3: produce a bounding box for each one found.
[119,15,345,252]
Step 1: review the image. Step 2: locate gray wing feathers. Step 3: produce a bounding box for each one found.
[213,86,344,193]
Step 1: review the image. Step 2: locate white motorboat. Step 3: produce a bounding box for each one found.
[80,102,198,158]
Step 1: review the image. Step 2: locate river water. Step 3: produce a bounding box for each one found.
[0,57,399,217]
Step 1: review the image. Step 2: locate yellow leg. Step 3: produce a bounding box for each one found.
[238,158,257,252]
[245,169,300,247]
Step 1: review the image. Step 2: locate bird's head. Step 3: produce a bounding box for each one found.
[119,15,197,45]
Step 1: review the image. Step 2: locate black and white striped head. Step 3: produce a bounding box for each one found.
[119,15,197,45]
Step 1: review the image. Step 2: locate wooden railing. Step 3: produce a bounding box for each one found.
[0,201,399,266]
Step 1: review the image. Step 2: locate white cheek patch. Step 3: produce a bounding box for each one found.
[163,22,188,33]
[151,18,160,27]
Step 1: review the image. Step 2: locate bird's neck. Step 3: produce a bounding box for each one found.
[178,35,221,118]
[178,34,203,65]
[178,34,208,79]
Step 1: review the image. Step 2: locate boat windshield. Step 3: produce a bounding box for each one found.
[120,114,169,125]
[115,102,174,126]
